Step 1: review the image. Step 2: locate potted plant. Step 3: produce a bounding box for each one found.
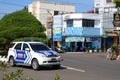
[111,43,119,60]
[88,47,93,53]
[94,48,97,52]
[97,48,102,52]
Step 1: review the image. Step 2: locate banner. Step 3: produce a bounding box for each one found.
[52,27,62,41]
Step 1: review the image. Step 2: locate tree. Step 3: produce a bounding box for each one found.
[113,0,120,10]
[0,9,47,51]
[0,61,33,80]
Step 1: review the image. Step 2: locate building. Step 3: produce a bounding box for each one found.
[53,0,120,52]
[94,0,119,50]
[53,13,102,52]
[28,0,75,38]
[94,0,116,14]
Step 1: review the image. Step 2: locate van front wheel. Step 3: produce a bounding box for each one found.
[32,59,39,70]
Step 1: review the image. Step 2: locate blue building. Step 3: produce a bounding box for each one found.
[53,13,102,52]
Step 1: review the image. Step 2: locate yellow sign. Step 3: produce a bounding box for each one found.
[53,28,61,34]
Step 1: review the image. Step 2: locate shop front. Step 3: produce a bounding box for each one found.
[63,27,102,52]
[64,37,101,52]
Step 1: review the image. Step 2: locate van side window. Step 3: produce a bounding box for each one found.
[23,43,29,50]
[14,43,22,50]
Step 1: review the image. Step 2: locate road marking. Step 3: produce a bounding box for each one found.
[62,65,85,72]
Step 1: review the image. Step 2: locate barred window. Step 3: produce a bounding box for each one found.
[82,19,94,27]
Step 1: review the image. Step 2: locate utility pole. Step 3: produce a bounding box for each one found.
[47,10,54,50]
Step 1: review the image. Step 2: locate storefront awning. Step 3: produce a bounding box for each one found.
[65,37,100,42]
[65,37,85,42]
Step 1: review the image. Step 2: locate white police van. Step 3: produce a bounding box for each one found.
[7,41,61,70]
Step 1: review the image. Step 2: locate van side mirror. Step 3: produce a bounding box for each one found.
[25,48,30,51]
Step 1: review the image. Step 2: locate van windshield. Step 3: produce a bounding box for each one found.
[30,43,50,51]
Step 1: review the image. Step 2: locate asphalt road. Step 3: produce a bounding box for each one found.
[0,52,120,80]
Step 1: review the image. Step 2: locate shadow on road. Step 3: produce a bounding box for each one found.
[11,65,66,71]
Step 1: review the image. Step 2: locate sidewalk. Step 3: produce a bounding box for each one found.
[64,51,106,54]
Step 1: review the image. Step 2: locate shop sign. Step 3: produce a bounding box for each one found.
[65,37,85,42]
[52,27,62,41]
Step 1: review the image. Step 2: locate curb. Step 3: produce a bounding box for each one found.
[63,52,106,54]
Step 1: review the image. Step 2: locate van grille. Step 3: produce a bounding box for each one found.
[47,55,58,57]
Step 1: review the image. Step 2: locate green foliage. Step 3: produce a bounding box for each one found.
[0,9,46,51]
[13,37,48,43]
[111,43,118,51]
[0,61,33,80]
[0,50,7,56]
[54,73,60,80]
[113,0,120,8]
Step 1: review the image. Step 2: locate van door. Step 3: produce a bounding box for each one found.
[14,43,26,63]
[22,43,32,64]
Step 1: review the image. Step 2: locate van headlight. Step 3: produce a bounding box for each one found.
[40,54,46,57]
[56,53,60,57]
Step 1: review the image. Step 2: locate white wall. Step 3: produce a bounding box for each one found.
[63,13,101,28]
[28,1,75,27]
[73,19,82,27]
[94,0,116,13]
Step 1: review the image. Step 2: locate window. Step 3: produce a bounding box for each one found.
[23,43,29,50]
[95,8,99,14]
[67,19,73,27]
[30,43,50,51]
[14,43,22,50]
[82,19,94,27]
[54,11,59,15]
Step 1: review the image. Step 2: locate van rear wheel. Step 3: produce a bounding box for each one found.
[32,59,39,70]
[9,57,15,67]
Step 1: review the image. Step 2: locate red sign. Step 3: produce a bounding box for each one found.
[18,53,23,58]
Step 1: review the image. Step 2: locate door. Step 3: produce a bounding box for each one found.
[14,43,30,64]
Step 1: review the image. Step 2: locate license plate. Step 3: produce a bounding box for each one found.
[51,58,56,61]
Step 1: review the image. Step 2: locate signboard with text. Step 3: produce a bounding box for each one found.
[52,26,62,41]
[52,15,62,41]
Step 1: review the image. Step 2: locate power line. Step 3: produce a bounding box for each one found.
[0,0,93,12]
[0,0,93,7]
[0,0,116,24]
[45,0,93,6]
[0,12,8,14]
[0,1,73,13]
[0,1,27,7]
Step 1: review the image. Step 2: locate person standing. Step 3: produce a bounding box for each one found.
[106,47,112,60]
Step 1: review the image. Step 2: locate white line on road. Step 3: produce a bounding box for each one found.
[62,65,86,72]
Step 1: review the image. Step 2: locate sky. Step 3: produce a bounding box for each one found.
[0,0,94,18]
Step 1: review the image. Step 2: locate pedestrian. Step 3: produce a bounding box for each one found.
[106,47,112,60]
